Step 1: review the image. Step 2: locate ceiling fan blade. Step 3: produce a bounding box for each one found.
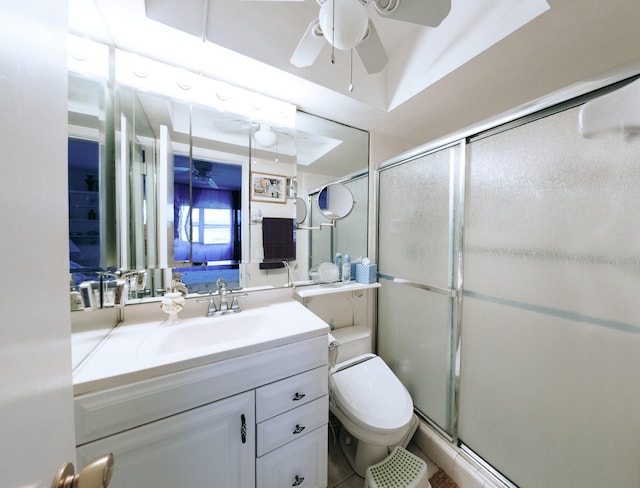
[355,20,388,74]
[374,0,451,28]
[290,20,325,68]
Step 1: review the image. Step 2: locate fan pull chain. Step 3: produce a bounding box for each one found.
[331,0,336,64]
[275,134,279,163]
[349,49,354,92]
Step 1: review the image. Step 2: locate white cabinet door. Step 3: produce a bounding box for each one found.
[77,391,255,488]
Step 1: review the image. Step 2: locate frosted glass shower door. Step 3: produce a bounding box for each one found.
[377,144,463,434]
[459,106,640,487]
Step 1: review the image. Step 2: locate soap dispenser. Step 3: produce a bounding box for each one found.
[161,280,186,324]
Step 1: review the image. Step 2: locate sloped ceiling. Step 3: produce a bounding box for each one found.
[69,0,640,150]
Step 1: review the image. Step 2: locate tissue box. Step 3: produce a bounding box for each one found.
[354,263,378,284]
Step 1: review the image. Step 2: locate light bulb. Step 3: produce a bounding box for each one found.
[318,0,369,50]
[254,126,277,147]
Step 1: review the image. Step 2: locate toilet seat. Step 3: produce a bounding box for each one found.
[329,354,413,434]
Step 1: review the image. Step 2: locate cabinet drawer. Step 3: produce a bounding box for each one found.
[257,424,328,488]
[257,395,328,456]
[256,366,328,422]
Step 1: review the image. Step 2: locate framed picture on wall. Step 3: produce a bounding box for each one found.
[250,172,287,204]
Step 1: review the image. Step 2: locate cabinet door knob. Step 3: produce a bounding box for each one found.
[292,392,306,401]
[292,424,306,435]
[292,475,305,486]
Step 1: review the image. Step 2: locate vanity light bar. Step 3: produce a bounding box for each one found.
[114,49,296,129]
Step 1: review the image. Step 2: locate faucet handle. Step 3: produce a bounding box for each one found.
[229,293,248,311]
[197,290,219,314]
[196,289,215,301]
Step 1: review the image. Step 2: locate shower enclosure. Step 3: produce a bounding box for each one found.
[376,79,640,487]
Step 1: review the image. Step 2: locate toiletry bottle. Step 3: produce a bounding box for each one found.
[342,254,351,283]
[334,253,342,280]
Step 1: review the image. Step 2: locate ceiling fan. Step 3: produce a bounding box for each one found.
[213,119,294,149]
[176,161,220,189]
[288,0,452,74]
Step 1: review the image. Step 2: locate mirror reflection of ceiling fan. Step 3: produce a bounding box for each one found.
[285,0,452,74]
[213,119,294,148]
[253,123,296,148]
[176,161,220,189]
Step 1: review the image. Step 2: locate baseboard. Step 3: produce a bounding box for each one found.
[412,420,513,488]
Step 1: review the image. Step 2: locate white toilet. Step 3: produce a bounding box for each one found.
[328,326,419,477]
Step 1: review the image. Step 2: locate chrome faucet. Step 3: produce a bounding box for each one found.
[217,278,229,312]
[198,278,247,317]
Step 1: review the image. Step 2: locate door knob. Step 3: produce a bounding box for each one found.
[51,453,114,488]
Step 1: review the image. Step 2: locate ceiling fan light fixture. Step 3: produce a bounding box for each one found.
[319,0,369,50]
[373,0,399,15]
[254,126,277,147]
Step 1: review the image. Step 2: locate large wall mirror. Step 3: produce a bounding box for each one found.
[294,113,369,284]
[68,40,369,367]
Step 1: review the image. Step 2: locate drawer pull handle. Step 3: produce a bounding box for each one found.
[240,414,247,444]
[292,424,306,435]
[292,392,306,401]
[292,475,305,486]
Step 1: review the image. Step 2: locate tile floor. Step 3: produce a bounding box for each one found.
[327,417,439,488]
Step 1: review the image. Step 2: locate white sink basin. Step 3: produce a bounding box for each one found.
[72,297,330,395]
[138,303,300,357]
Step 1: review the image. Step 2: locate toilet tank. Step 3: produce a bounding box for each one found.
[331,325,372,362]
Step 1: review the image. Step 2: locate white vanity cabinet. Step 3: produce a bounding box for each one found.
[74,334,328,488]
[255,366,329,488]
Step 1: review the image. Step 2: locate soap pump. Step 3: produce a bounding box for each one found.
[161,280,186,324]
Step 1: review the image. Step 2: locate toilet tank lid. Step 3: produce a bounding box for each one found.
[330,355,413,432]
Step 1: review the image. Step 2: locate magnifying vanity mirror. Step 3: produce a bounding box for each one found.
[295,197,308,225]
[317,183,354,220]
[296,183,354,230]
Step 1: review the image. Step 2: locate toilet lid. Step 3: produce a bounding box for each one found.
[330,355,413,433]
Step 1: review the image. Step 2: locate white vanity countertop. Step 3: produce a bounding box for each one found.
[72,295,329,396]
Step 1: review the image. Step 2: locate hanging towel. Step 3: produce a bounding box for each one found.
[260,217,296,269]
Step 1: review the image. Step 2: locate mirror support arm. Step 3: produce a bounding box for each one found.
[297,221,335,231]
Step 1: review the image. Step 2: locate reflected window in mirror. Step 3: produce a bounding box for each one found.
[173,155,243,292]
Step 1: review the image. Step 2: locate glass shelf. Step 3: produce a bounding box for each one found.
[294,281,380,299]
